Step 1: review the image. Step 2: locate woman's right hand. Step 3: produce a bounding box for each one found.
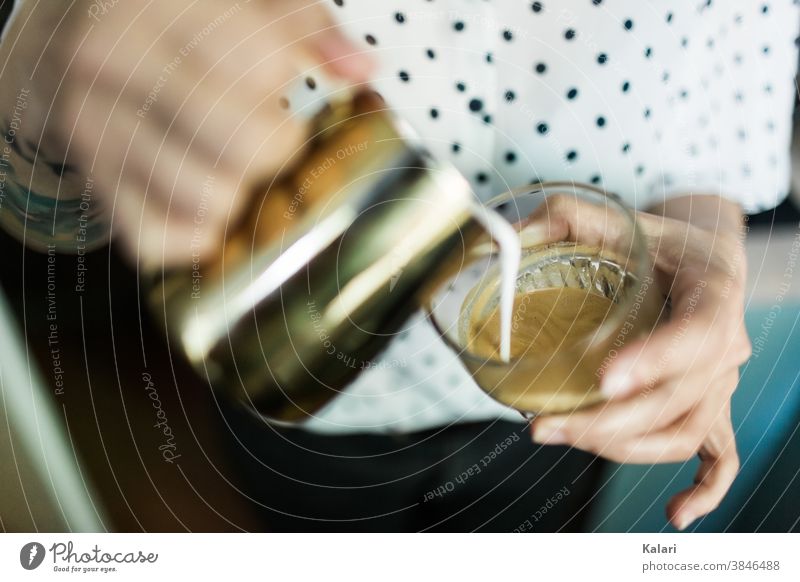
[59,0,372,266]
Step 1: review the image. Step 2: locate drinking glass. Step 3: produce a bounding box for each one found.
[426,182,663,416]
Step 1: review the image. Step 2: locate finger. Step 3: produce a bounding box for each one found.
[601,283,750,399]
[111,179,224,268]
[97,103,255,222]
[183,2,374,84]
[518,191,634,251]
[666,410,739,530]
[603,377,736,464]
[75,33,306,180]
[163,74,307,182]
[87,108,229,267]
[531,379,694,455]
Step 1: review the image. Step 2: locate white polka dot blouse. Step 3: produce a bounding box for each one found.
[295,1,800,434]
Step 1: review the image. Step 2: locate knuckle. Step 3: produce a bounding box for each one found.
[723,453,741,480]
[574,438,602,457]
[676,435,702,461]
[738,335,753,363]
[605,447,633,464]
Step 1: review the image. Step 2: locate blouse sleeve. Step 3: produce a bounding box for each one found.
[646,1,800,214]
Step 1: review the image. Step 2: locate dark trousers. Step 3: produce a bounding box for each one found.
[223,404,604,532]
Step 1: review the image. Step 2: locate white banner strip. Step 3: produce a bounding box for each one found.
[1,533,798,581]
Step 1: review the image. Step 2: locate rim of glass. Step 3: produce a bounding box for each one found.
[425,180,651,367]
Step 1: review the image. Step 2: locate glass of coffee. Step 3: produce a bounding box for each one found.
[426,182,662,417]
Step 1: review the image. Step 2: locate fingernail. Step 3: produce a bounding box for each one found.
[601,368,634,398]
[675,513,694,531]
[315,34,374,81]
[518,222,549,248]
[532,422,568,445]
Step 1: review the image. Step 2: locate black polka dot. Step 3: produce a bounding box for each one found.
[395,12,405,24]
[452,142,461,153]
[636,165,645,175]
[305,76,317,90]
[505,90,516,102]
[622,143,631,153]
[662,71,670,83]
[429,108,439,119]
[592,0,603,5]
[644,47,653,58]
[644,107,652,118]
[596,116,606,127]
[333,0,344,6]
[624,19,634,31]
[565,28,576,40]
[597,53,609,64]
[454,20,465,32]
[763,45,771,54]
[537,122,549,135]
[503,29,513,41]
[535,62,547,74]
[681,37,689,48]
[566,150,578,162]
[456,81,466,92]
[590,174,601,184]
[426,48,436,59]
[679,89,689,99]
[566,87,579,99]
[483,114,492,124]
[469,98,483,112]
[505,151,517,163]
[762,4,770,14]
[531,2,543,13]
[398,70,410,82]
[476,172,489,183]
[621,81,630,93]
[666,12,673,23]
[365,34,377,45]
[485,52,493,63]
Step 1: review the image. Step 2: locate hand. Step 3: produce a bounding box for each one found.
[53,0,372,266]
[527,194,750,530]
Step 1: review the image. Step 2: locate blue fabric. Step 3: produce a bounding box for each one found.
[587,304,800,532]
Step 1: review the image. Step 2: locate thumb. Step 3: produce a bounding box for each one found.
[295,2,375,83]
[311,29,375,83]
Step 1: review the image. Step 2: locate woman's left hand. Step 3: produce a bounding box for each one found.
[529,194,751,530]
